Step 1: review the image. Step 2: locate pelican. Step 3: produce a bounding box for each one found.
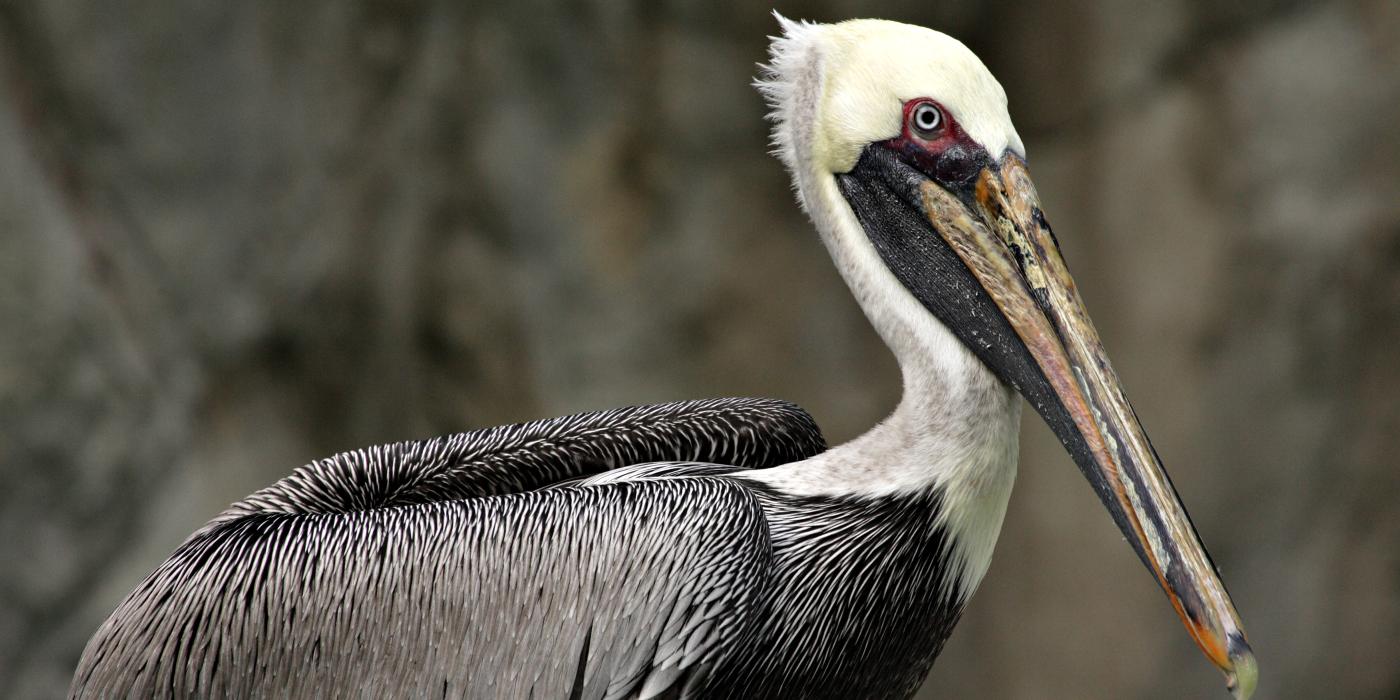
[72,16,1256,699]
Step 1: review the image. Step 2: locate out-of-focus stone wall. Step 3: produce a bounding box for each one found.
[1,1,1396,697]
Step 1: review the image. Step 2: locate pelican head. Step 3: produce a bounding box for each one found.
[761,16,1256,698]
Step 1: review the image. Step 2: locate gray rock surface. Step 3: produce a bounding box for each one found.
[1,1,1397,697]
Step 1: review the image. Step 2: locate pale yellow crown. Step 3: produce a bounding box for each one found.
[758,15,1024,175]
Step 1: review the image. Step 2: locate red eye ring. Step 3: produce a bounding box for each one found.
[886,99,987,190]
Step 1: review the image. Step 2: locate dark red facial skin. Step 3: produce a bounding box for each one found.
[881,98,994,198]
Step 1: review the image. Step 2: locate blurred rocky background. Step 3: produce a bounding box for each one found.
[2,0,1398,697]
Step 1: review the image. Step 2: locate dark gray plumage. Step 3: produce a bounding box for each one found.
[71,398,860,698]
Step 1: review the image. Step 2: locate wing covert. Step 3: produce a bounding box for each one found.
[72,478,773,699]
[213,397,822,524]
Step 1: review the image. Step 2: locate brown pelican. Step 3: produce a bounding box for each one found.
[71,16,1257,699]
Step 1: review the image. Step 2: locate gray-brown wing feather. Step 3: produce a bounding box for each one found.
[72,479,771,699]
[212,397,821,523]
[71,398,822,698]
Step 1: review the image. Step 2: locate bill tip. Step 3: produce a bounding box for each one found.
[1225,637,1257,700]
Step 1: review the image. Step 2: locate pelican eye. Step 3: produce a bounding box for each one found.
[910,102,943,138]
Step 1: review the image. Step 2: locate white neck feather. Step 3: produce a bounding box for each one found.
[745,16,1022,599]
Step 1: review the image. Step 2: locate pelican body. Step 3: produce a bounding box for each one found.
[72,17,1256,699]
